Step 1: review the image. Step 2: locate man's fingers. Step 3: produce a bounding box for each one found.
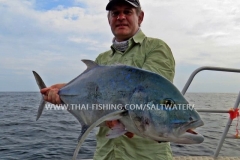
[41,87,50,94]
[46,88,60,104]
[56,94,61,104]
[39,84,64,104]
[47,90,53,102]
[43,95,48,101]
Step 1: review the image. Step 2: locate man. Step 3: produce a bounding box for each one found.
[41,0,175,159]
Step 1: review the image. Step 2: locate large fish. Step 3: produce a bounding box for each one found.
[33,60,204,160]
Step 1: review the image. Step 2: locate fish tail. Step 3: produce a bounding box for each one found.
[32,71,47,121]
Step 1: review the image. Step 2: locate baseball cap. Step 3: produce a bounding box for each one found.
[106,0,141,10]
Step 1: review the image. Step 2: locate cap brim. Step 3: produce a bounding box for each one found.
[106,0,139,10]
[125,0,138,8]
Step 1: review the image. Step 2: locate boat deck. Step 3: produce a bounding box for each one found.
[173,157,240,160]
[83,157,240,160]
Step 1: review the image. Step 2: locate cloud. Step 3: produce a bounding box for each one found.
[0,0,111,76]
[0,0,240,92]
[141,0,240,68]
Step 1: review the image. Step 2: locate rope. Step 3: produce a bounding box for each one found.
[228,108,240,138]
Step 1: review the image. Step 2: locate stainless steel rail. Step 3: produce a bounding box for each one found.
[181,66,240,159]
[181,66,240,95]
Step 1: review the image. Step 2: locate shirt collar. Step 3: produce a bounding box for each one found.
[110,29,146,56]
[132,29,145,44]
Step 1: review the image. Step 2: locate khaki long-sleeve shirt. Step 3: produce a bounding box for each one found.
[94,30,175,160]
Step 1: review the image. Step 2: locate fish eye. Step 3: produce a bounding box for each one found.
[189,117,193,121]
[164,98,175,108]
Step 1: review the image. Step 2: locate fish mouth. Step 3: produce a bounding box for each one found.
[175,120,204,144]
[181,119,204,132]
[186,128,198,134]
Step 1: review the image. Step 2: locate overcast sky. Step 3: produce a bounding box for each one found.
[0,0,240,93]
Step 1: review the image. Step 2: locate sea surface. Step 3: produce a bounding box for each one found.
[1,92,240,160]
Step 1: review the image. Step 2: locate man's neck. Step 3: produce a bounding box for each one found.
[112,29,141,52]
[114,28,140,42]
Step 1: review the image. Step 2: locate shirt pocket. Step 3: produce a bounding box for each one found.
[132,51,146,68]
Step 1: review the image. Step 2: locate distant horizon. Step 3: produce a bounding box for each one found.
[1,91,239,94]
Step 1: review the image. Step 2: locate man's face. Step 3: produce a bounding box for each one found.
[108,3,144,41]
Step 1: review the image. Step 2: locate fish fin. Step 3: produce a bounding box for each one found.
[77,124,89,142]
[106,120,122,129]
[81,59,98,70]
[36,98,46,121]
[32,71,47,89]
[104,114,123,121]
[106,120,127,139]
[61,60,98,89]
[72,110,126,160]
[97,110,128,127]
[106,129,127,139]
[32,71,47,121]
[105,120,134,139]
[97,122,106,127]
[68,60,99,80]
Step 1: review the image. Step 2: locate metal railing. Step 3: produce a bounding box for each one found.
[181,66,240,159]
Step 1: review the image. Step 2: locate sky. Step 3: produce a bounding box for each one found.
[0,0,240,93]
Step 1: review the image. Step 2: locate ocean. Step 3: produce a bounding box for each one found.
[1,92,240,159]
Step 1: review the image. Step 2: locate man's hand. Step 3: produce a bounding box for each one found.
[40,83,66,104]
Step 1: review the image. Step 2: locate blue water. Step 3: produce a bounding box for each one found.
[1,92,240,159]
